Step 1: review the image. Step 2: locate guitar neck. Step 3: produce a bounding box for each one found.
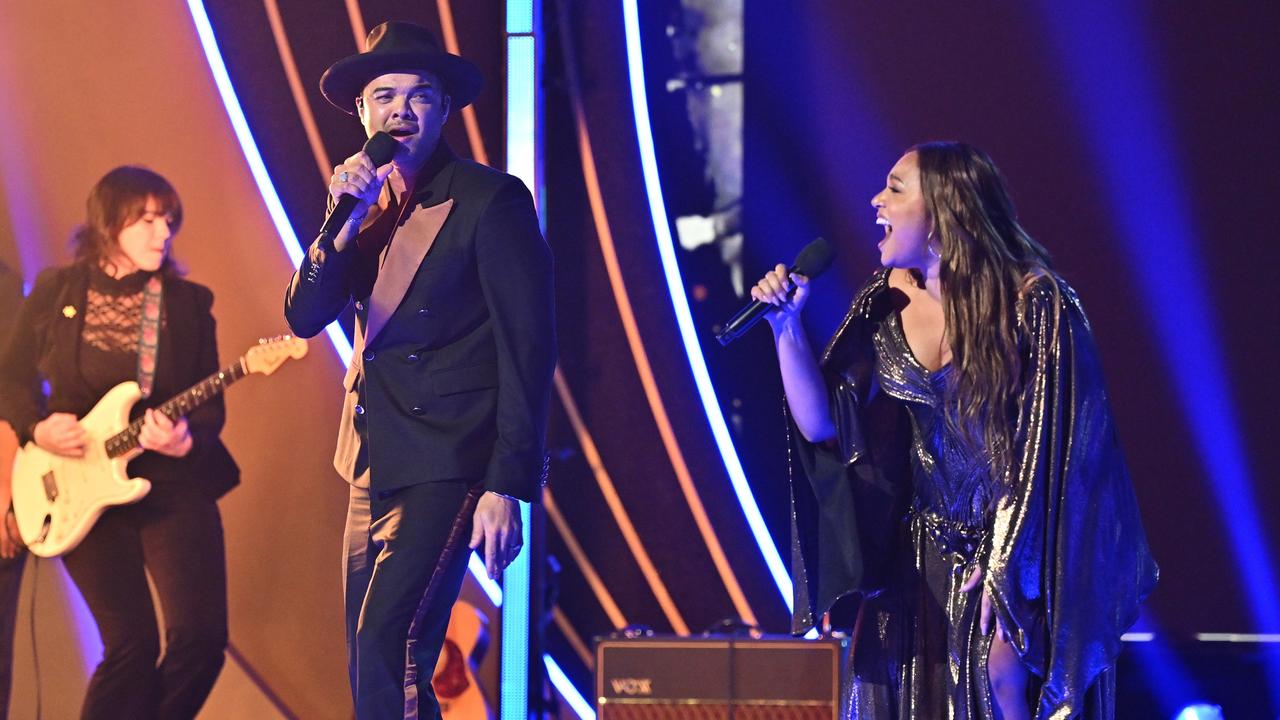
[104,358,249,459]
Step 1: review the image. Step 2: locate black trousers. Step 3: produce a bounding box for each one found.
[0,551,25,720]
[343,480,474,720]
[61,483,228,720]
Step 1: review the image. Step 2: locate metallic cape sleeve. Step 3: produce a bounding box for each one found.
[809,268,893,465]
[984,279,1158,719]
[788,269,908,634]
[786,377,871,635]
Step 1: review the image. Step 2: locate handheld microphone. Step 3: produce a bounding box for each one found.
[715,237,835,346]
[316,131,401,243]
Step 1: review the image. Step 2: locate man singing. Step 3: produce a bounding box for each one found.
[284,21,556,719]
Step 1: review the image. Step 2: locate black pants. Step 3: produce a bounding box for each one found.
[0,551,25,720]
[61,484,227,720]
[343,480,474,720]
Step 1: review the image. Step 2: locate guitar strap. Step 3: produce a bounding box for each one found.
[136,275,163,399]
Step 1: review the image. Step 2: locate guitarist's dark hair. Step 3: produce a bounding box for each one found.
[73,166,185,277]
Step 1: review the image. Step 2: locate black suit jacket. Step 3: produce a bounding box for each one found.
[0,262,239,499]
[285,143,556,500]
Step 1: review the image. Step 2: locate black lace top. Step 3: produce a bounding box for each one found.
[78,268,162,399]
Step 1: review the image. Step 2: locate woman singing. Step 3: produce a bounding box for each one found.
[0,166,238,719]
[754,142,1156,719]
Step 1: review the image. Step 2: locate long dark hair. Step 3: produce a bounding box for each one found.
[73,166,184,276]
[913,141,1052,483]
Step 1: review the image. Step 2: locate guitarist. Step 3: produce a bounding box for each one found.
[0,167,239,720]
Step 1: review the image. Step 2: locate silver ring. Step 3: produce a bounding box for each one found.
[339,171,349,182]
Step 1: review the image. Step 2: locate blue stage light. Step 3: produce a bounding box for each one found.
[500,10,537,719]
[1033,0,1280,705]
[506,0,534,34]
[1125,628,1204,717]
[546,655,596,719]
[499,503,532,719]
[1174,704,1223,720]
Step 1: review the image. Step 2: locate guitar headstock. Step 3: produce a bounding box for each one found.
[243,334,309,376]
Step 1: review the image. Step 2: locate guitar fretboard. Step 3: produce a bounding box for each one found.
[103,359,248,459]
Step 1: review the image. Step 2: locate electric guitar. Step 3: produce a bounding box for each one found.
[435,601,492,720]
[10,335,308,557]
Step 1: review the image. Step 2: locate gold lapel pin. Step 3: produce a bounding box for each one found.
[62,305,77,318]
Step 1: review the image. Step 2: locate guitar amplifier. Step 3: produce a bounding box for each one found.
[595,636,846,719]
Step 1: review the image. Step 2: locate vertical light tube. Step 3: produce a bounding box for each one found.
[499,501,532,718]
[504,8,593,714]
[505,35,538,196]
[501,3,536,718]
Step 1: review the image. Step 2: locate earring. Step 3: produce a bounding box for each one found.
[927,230,941,259]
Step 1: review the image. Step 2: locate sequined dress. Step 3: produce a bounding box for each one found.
[787,269,1157,720]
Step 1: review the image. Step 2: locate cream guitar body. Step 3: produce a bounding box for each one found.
[435,600,492,720]
[11,381,150,557]
[10,335,307,557]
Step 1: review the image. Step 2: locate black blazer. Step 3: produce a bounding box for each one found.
[285,142,556,500]
[0,262,239,499]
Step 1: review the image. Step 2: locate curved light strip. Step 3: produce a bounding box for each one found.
[619,0,791,609]
[438,0,492,166]
[466,555,503,605]
[545,489,629,628]
[553,607,596,668]
[262,0,334,183]
[185,0,352,365]
[343,0,367,48]
[559,0,753,627]
[553,370,688,632]
[545,656,596,720]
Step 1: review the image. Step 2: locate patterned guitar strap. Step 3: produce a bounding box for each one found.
[136,275,163,399]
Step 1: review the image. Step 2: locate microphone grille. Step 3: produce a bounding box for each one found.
[363,131,400,167]
[793,237,835,277]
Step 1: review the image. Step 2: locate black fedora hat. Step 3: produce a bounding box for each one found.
[320,22,483,114]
